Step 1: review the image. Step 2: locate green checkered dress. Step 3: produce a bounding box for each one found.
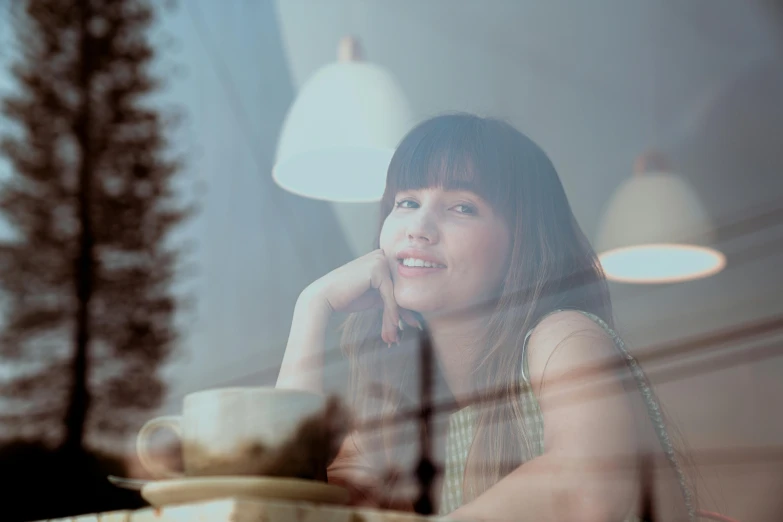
[437,309,695,521]
[438,312,544,515]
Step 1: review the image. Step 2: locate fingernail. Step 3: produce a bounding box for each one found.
[387,343,392,349]
[398,319,404,331]
[417,320,424,331]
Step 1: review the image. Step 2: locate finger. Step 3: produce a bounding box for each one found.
[371,250,400,344]
[377,278,399,344]
[372,270,399,344]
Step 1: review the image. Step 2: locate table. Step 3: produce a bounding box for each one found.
[43,499,460,522]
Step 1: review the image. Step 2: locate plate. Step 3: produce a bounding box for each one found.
[107,475,149,490]
[140,476,350,507]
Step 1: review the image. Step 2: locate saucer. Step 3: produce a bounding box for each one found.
[140,476,350,507]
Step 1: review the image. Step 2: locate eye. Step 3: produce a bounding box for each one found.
[395,199,419,209]
[453,203,477,215]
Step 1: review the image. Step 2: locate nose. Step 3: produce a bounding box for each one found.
[406,208,439,244]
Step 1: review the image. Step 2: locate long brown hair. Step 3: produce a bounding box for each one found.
[340,113,613,502]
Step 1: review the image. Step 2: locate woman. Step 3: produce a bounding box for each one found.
[278,113,695,521]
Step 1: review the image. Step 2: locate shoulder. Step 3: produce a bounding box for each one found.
[528,310,612,347]
[525,310,618,394]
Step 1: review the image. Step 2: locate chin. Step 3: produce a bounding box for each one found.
[398,291,497,322]
[393,288,444,313]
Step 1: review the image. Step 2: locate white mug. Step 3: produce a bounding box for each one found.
[136,387,328,479]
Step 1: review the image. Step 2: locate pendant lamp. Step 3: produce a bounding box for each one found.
[273,36,414,202]
[596,151,726,284]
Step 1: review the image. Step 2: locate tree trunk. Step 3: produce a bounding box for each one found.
[63,0,95,455]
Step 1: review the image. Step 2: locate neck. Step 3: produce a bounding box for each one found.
[420,307,491,409]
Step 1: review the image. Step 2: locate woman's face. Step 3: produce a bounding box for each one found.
[379,186,511,315]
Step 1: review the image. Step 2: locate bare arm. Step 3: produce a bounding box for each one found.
[276,293,385,504]
[327,432,414,510]
[451,311,640,522]
[276,269,413,508]
[276,287,332,393]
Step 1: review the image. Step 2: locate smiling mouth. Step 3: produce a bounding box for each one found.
[397,257,447,269]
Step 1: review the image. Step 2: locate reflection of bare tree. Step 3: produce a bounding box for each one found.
[0,0,192,455]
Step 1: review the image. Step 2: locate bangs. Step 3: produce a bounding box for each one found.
[384,115,515,214]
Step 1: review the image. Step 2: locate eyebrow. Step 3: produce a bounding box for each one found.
[398,187,480,196]
[445,190,487,204]
[399,188,487,205]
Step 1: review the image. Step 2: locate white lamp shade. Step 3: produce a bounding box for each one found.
[596,171,726,283]
[273,61,414,202]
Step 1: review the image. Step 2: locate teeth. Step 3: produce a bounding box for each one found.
[401,257,445,268]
